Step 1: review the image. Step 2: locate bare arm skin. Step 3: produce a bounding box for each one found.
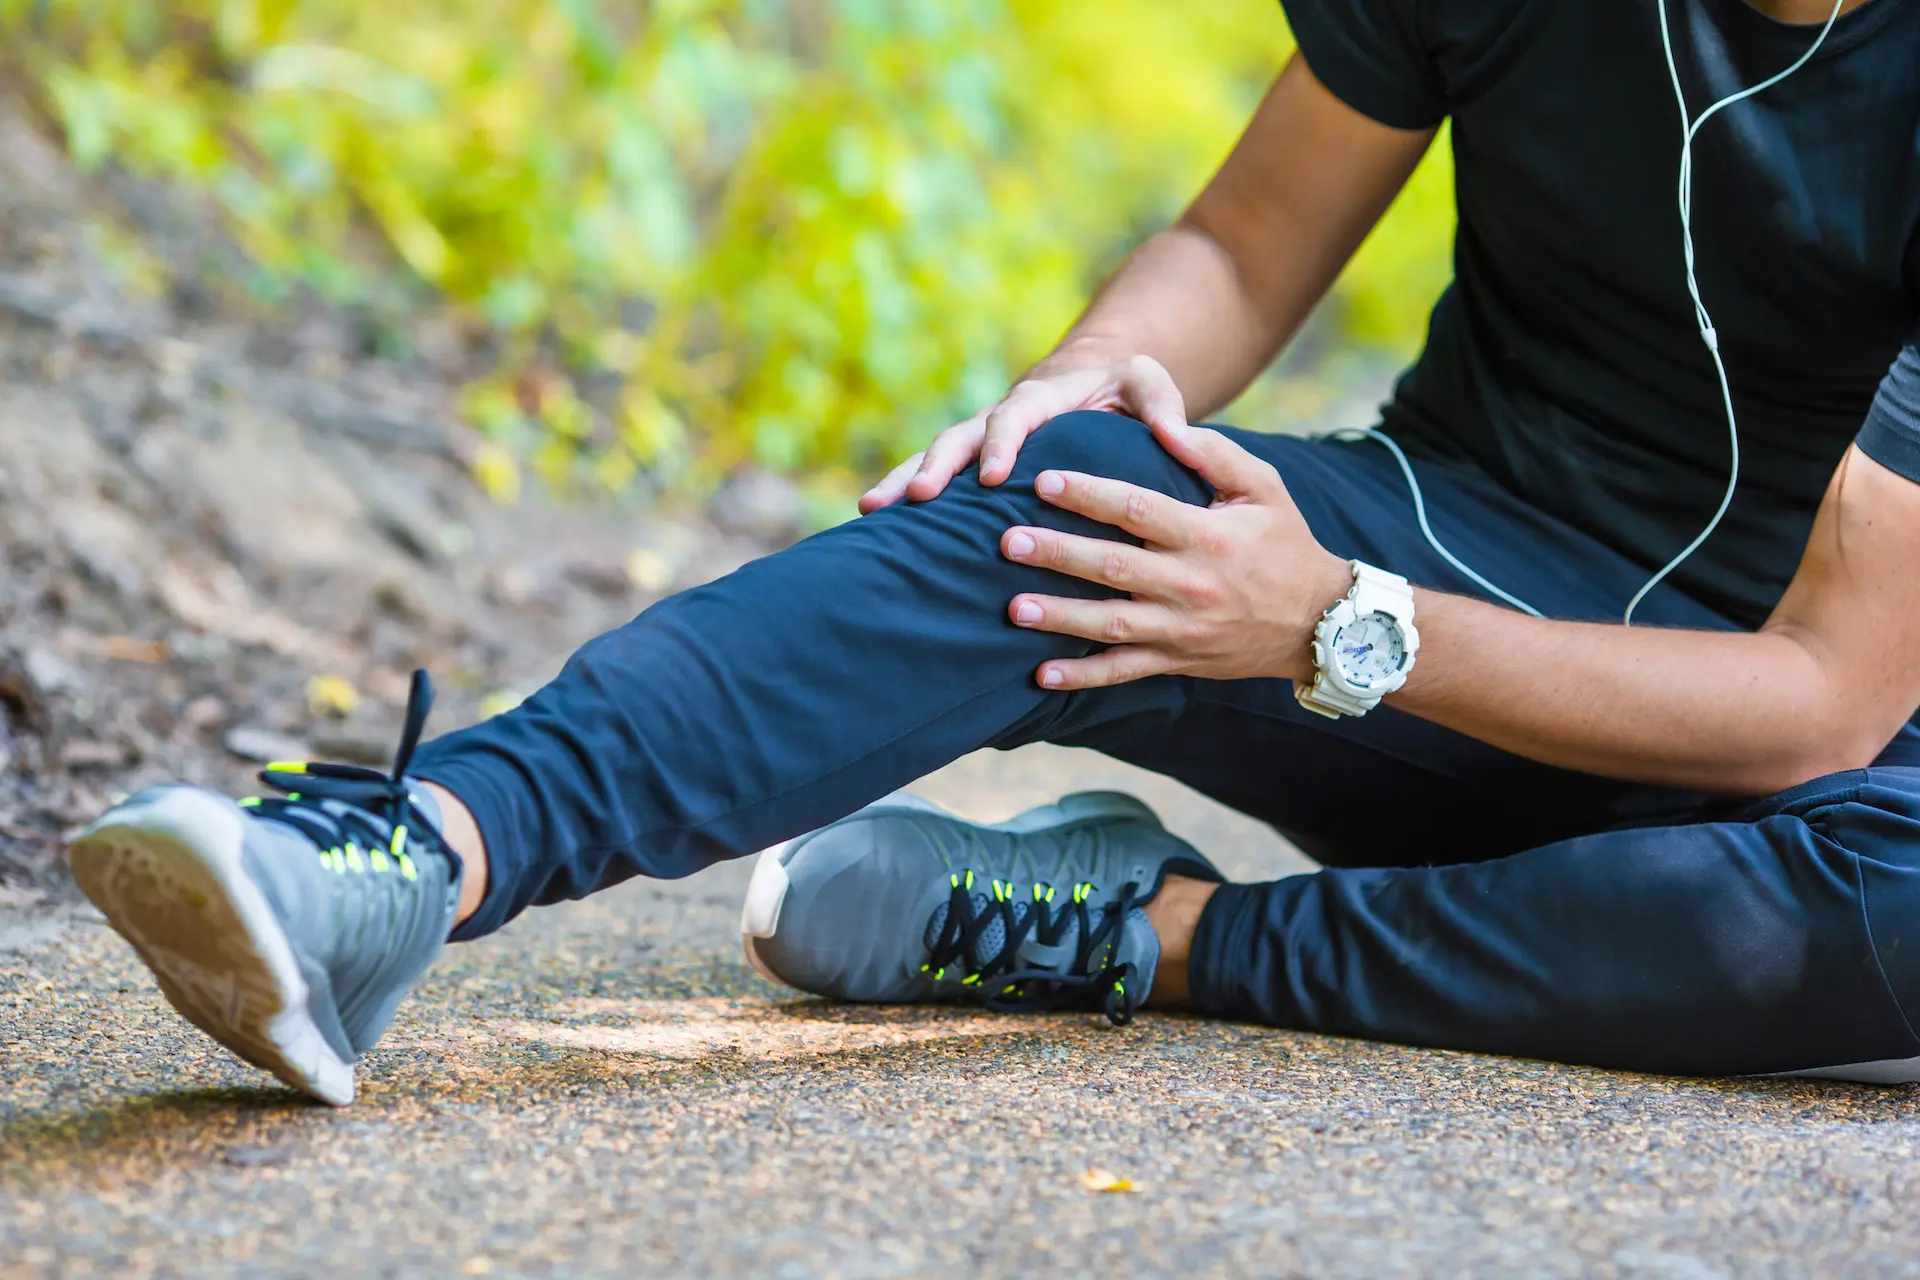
[860,56,1434,512]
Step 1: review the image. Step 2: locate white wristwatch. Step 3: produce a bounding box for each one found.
[1295,560,1420,719]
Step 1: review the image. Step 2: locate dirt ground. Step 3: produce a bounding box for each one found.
[4,99,1919,1280]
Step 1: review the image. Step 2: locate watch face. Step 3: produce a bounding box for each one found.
[1331,611,1407,689]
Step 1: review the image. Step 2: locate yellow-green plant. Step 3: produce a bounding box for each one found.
[0,0,1454,500]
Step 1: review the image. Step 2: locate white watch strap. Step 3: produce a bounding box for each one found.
[1294,678,1373,719]
[1351,562,1414,618]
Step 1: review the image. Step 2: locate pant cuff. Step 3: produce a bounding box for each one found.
[1186,876,1312,1026]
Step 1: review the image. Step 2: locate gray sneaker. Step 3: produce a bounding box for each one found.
[66,671,461,1106]
[740,792,1222,1025]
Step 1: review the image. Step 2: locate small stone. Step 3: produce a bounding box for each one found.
[563,554,635,599]
[39,342,77,384]
[486,562,561,610]
[224,726,311,764]
[59,739,129,771]
[310,727,393,767]
[0,883,45,910]
[182,695,228,731]
[223,1144,294,1169]
[23,647,83,698]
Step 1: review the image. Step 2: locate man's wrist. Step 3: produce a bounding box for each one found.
[1025,334,1131,380]
[1283,552,1356,684]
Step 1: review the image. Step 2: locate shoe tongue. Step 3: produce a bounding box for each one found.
[923,893,1013,972]
[400,777,444,833]
[923,894,1070,973]
[260,776,447,856]
[921,893,1162,1008]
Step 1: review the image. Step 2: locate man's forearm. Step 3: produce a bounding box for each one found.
[1030,226,1294,422]
[1392,591,1871,795]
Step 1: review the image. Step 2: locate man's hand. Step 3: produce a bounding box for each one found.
[999,420,1350,690]
[859,354,1188,514]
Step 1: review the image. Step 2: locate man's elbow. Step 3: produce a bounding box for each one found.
[1739,726,1889,796]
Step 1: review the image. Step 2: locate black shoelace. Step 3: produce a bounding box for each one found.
[923,872,1145,1026]
[241,669,458,880]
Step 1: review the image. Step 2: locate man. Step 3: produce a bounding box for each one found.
[69,0,1920,1106]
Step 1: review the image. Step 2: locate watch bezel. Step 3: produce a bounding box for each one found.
[1314,601,1416,698]
[1328,610,1411,691]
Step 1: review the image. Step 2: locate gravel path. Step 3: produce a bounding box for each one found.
[5,744,1920,1278]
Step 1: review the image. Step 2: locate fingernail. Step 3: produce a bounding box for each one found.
[1013,600,1042,625]
[1039,667,1063,688]
[1035,471,1065,497]
[1006,531,1035,559]
[982,450,1002,470]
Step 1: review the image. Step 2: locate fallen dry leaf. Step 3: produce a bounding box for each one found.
[95,635,168,663]
[306,674,362,719]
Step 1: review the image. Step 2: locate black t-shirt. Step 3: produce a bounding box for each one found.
[1284,0,1920,628]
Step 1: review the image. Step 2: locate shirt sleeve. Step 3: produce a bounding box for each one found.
[1280,0,1449,129]
[1855,340,1920,484]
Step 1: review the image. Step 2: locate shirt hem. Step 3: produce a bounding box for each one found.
[1855,414,1920,486]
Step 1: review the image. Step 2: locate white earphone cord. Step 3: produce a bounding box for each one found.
[1343,0,1845,626]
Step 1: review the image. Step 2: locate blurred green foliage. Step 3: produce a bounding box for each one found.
[0,0,1453,500]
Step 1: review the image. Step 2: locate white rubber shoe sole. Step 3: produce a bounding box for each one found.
[739,790,1161,986]
[67,788,355,1106]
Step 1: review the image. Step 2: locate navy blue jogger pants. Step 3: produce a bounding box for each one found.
[411,412,1920,1080]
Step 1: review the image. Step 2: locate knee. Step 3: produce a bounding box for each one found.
[1012,411,1188,495]
[1838,776,1920,1023]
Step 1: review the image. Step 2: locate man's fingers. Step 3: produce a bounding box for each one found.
[1008,593,1178,646]
[904,419,985,502]
[1149,422,1283,499]
[979,382,1063,486]
[1034,646,1174,691]
[1118,354,1189,435]
[1001,526,1183,595]
[1032,470,1198,546]
[860,452,926,514]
